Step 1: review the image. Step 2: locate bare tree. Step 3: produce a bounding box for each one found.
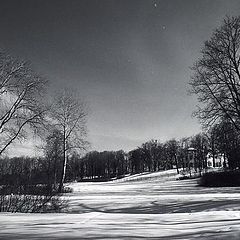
[43,129,63,188]
[212,119,240,169]
[190,133,208,174]
[165,139,179,174]
[206,126,219,168]
[0,51,47,155]
[50,89,88,192]
[189,16,240,130]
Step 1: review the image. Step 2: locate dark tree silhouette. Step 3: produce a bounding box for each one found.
[190,16,240,130]
[0,52,47,155]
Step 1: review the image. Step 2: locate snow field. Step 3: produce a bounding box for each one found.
[1,169,240,239]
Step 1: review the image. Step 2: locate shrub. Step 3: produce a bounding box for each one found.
[0,184,73,195]
[0,184,70,213]
[61,186,73,193]
[178,175,191,180]
[199,170,240,187]
[0,193,68,213]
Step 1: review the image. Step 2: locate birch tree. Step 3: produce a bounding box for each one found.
[50,89,88,192]
[0,52,47,155]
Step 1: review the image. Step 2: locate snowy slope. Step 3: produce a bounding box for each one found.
[1,169,240,239]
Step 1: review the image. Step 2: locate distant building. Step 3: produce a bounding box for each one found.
[206,153,226,168]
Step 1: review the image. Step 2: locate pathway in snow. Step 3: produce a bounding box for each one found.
[1,170,240,239]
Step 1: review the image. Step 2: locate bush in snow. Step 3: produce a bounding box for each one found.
[199,170,240,187]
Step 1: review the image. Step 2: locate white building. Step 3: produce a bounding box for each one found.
[207,153,226,168]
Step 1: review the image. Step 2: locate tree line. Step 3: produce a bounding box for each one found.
[1,116,240,186]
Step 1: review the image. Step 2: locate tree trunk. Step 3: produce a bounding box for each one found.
[174,155,179,174]
[223,153,227,168]
[58,129,67,193]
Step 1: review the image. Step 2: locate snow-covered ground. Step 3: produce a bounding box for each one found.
[1,169,240,239]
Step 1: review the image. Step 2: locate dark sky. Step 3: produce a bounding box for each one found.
[1,0,240,154]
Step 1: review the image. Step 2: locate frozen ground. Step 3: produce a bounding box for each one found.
[1,169,240,239]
